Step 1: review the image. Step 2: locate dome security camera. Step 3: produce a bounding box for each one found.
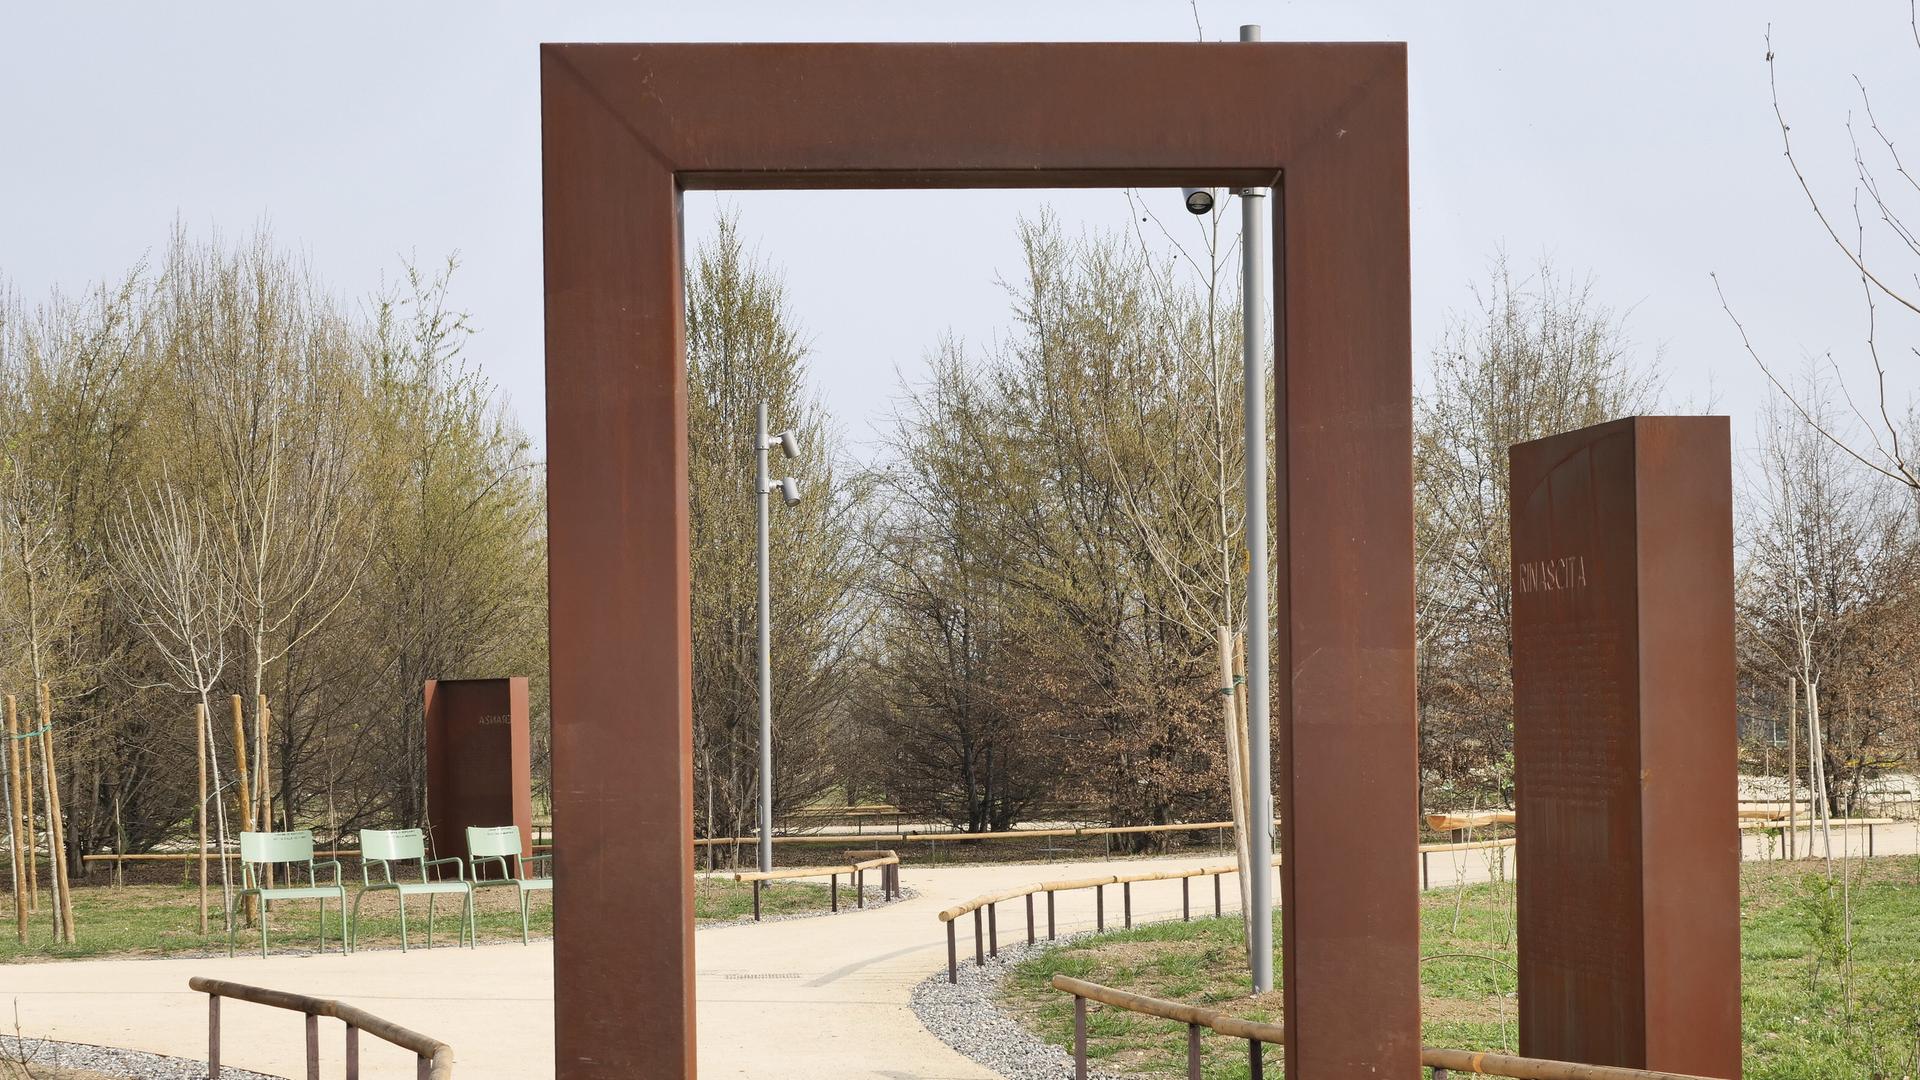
[1182,187,1215,215]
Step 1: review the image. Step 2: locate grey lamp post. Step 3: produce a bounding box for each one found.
[756,403,801,874]
[1180,23,1273,993]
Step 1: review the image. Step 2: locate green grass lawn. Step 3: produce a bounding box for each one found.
[0,876,834,961]
[1003,858,1920,1079]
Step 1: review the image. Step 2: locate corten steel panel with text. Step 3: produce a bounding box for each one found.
[540,41,1416,1079]
[1509,417,1739,1078]
[424,678,533,859]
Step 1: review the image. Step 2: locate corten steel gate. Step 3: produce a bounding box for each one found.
[540,40,1417,1079]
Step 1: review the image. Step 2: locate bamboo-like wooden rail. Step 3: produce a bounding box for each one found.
[1050,975,1728,1080]
[190,976,454,1080]
[936,860,1256,982]
[730,852,901,920]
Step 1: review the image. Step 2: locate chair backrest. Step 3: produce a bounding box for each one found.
[240,829,315,865]
[467,825,524,879]
[361,828,426,863]
[239,830,315,889]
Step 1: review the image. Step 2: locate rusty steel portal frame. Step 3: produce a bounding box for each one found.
[540,41,1416,1079]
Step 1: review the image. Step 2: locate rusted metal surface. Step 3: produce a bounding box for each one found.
[541,39,1414,1079]
[423,678,532,860]
[1509,418,1739,1078]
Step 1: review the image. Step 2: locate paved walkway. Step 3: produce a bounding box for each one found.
[0,822,1908,1079]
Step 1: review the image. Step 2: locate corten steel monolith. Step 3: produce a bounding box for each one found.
[1510,417,1739,1078]
[424,678,532,860]
[541,40,1416,1079]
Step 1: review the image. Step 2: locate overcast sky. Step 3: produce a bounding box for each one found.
[4,1,1917,470]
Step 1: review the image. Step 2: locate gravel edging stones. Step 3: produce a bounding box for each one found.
[0,1033,279,1080]
[910,931,1124,1080]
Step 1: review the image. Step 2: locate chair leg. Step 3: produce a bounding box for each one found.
[397,894,409,953]
[464,891,476,947]
[318,898,326,954]
[350,890,365,953]
[428,893,436,950]
[520,890,531,945]
[338,891,349,954]
[227,898,239,958]
[260,900,270,960]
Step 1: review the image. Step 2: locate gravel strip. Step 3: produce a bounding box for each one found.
[911,930,1126,1080]
[0,1034,279,1079]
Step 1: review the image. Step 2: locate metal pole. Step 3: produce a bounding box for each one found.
[1239,19,1276,997]
[756,402,774,874]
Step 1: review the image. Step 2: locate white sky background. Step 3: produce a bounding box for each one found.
[3,1,1918,475]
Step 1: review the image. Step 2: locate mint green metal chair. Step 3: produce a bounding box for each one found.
[351,828,475,952]
[464,825,551,944]
[227,830,348,958]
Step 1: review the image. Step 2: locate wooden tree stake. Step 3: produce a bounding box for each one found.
[229,694,256,920]
[196,702,209,934]
[19,699,34,912]
[230,694,252,832]
[258,696,272,887]
[5,695,24,944]
[1787,677,1798,861]
[1218,627,1252,952]
[39,683,75,944]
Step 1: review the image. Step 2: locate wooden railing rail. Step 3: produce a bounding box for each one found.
[730,851,901,920]
[937,861,1252,983]
[189,976,453,1080]
[1050,975,1726,1080]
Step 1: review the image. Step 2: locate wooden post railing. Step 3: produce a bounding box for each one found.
[730,852,901,921]
[936,863,1252,983]
[1050,975,1729,1080]
[190,976,453,1080]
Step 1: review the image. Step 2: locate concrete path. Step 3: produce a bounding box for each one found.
[0,822,1907,1079]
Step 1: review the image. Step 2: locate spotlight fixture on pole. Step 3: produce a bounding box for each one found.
[756,402,802,874]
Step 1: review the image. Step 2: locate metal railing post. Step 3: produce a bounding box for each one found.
[1123,881,1132,928]
[417,1055,431,1080]
[1421,849,1430,891]
[1214,873,1222,916]
[831,874,838,912]
[305,1011,320,1080]
[1248,1038,1264,1080]
[1048,891,1056,939]
[857,868,865,908]
[1073,995,1088,1080]
[346,1024,360,1080]
[947,920,958,983]
[1026,893,1036,944]
[208,994,221,1079]
[1182,877,1190,921]
[752,879,762,921]
[988,902,998,958]
[973,908,984,966]
[1186,1023,1202,1080]
[1096,884,1104,931]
